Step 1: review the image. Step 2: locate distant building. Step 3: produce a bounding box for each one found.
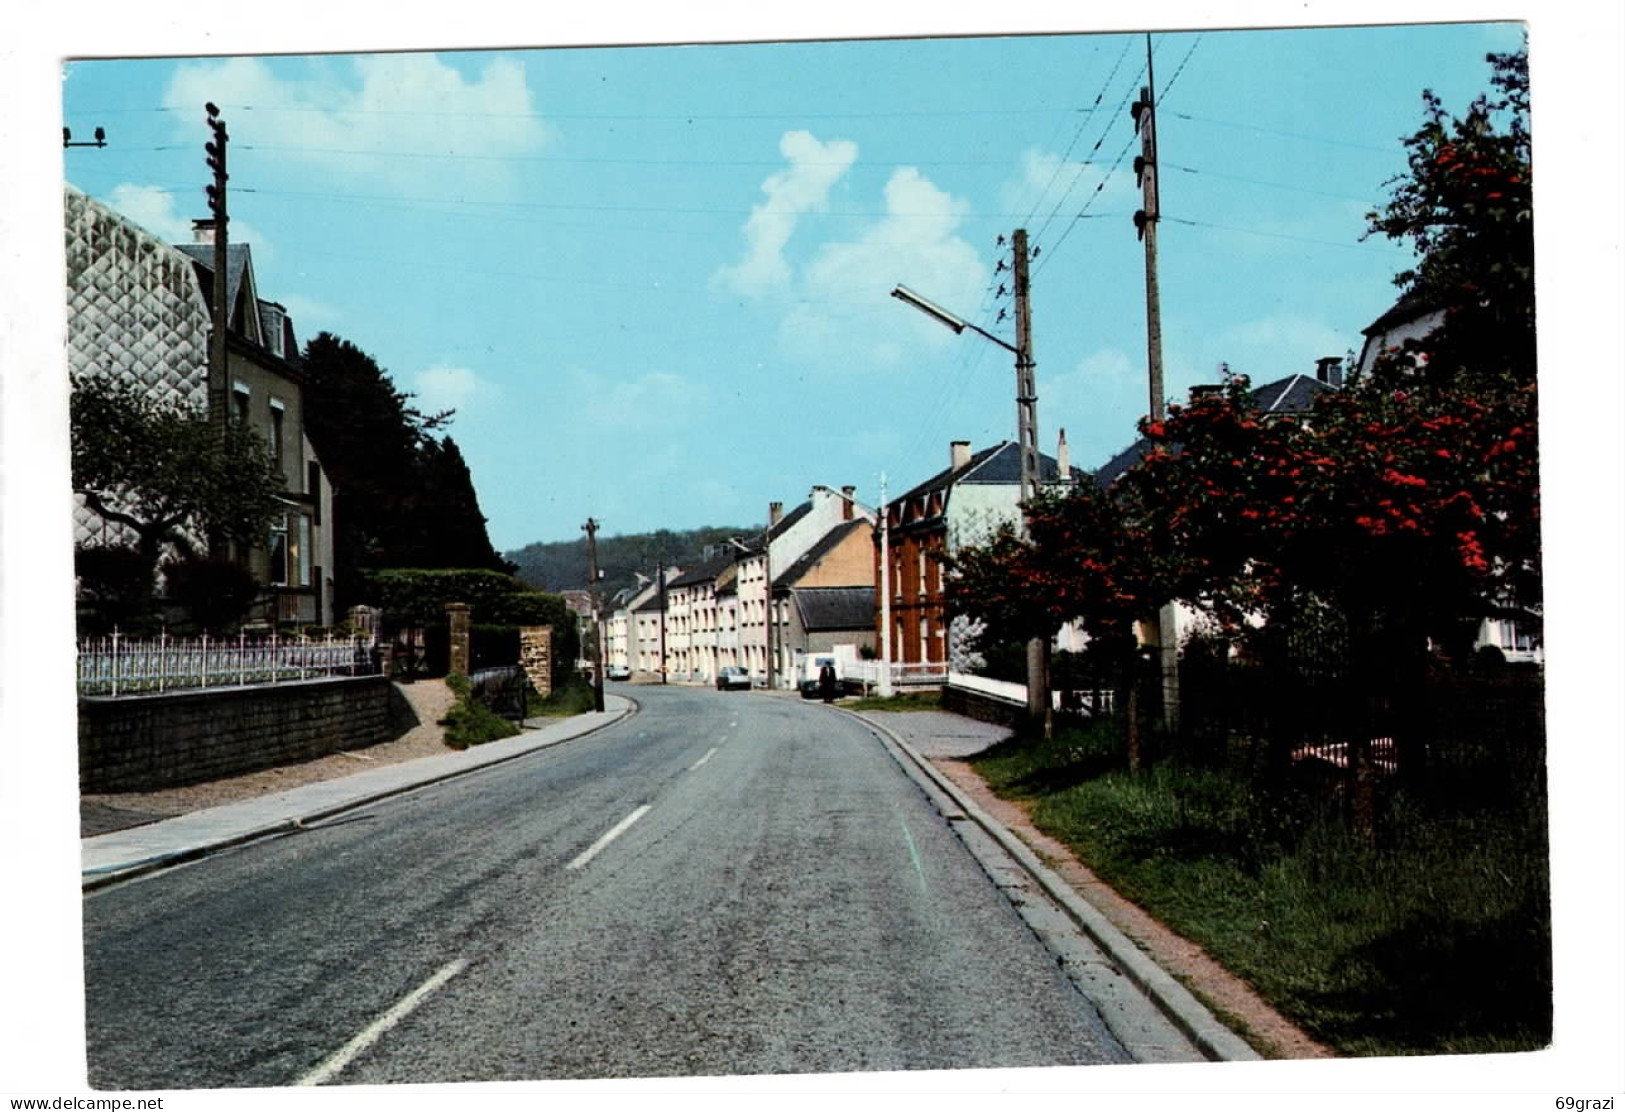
[885,437,1083,672]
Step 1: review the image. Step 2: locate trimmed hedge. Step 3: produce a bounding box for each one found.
[358,568,580,687]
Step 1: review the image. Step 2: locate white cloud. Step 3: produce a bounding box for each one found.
[568,368,706,432]
[105,182,270,256]
[1209,314,1352,376]
[161,53,548,201]
[1040,347,1148,464]
[714,130,858,296]
[274,293,341,329]
[999,146,1130,221]
[782,166,986,366]
[411,364,481,414]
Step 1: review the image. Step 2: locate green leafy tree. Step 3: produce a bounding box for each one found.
[299,332,508,608]
[70,373,282,583]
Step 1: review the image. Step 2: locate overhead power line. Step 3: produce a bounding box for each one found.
[74,101,1090,122]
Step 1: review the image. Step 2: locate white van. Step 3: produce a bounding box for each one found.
[797,653,839,699]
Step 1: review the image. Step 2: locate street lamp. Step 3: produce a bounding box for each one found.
[891,285,1017,355]
[890,229,1050,730]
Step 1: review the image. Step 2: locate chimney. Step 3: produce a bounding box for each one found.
[1056,428,1071,482]
[769,501,784,528]
[1316,356,1344,389]
[191,218,218,245]
[841,486,856,520]
[950,440,972,471]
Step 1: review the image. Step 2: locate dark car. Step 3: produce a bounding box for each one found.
[715,666,752,691]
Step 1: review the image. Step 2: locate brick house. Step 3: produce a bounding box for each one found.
[884,438,1083,672]
[771,518,878,674]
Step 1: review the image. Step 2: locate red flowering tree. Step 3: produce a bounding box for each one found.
[1124,373,1539,666]
[948,478,1172,664]
[945,47,1538,763]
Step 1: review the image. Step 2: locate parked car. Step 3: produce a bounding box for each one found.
[715,666,752,691]
[606,664,632,681]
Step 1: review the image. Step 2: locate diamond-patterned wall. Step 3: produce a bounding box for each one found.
[65,187,211,548]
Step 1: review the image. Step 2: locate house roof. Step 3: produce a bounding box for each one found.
[1361,289,1443,336]
[792,586,876,632]
[772,519,869,590]
[769,500,812,542]
[632,590,667,613]
[895,441,1084,506]
[667,549,735,589]
[1093,371,1337,490]
[175,242,253,327]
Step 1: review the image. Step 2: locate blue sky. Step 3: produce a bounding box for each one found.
[4,2,1624,1102]
[54,21,1529,552]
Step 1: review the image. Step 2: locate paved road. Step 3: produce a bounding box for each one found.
[83,685,1130,1088]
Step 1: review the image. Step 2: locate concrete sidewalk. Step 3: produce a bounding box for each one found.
[81,695,635,889]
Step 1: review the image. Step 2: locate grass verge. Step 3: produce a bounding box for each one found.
[971,719,1551,1057]
[843,690,942,713]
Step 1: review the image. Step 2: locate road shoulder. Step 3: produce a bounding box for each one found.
[860,708,1332,1061]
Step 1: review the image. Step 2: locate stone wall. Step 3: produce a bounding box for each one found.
[79,675,396,792]
[940,682,1028,729]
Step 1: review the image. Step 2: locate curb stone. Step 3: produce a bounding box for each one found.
[81,697,638,891]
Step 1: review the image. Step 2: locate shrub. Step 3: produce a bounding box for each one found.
[439,672,522,749]
[528,675,596,718]
[163,555,261,633]
[75,544,159,636]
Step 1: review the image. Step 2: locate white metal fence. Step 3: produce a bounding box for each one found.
[844,660,950,690]
[947,671,1117,715]
[77,630,378,697]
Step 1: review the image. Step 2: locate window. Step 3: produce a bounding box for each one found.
[268,519,289,587]
[308,462,323,524]
[232,384,251,426]
[269,399,286,476]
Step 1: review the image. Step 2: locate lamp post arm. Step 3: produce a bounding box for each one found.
[963,321,1020,355]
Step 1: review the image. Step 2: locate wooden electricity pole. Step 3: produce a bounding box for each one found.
[1012,229,1051,734]
[1134,38,1181,737]
[583,518,605,713]
[204,103,230,434]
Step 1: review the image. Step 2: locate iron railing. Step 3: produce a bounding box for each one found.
[77,630,377,697]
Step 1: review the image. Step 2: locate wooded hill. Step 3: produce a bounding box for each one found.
[506,525,760,596]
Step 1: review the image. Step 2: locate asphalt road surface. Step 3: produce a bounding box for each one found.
[83,685,1132,1088]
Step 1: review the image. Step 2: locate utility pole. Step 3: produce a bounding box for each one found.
[877,473,894,699]
[1012,229,1051,733]
[1012,228,1041,504]
[889,235,1047,724]
[203,103,230,434]
[657,558,668,685]
[583,518,606,713]
[763,507,775,692]
[1133,37,1181,736]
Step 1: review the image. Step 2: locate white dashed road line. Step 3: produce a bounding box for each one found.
[690,747,719,771]
[566,804,652,871]
[297,958,468,1086]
